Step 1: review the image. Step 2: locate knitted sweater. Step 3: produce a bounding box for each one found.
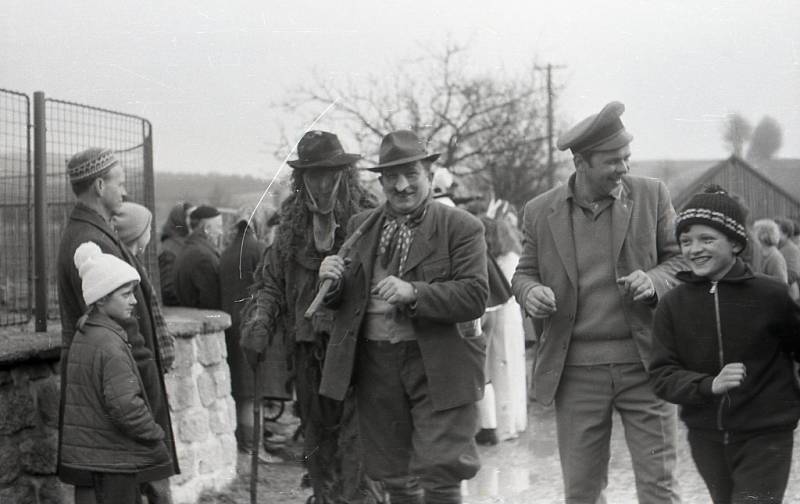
[650,260,800,434]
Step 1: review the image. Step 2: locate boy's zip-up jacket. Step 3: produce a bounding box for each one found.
[650,260,800,436]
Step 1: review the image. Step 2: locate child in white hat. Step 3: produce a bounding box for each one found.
[59,242,170,504]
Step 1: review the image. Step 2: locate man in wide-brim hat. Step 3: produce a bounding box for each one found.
[241,130,381,503]
[318,130,489,504]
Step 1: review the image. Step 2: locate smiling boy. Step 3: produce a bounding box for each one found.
[650,185,800,504]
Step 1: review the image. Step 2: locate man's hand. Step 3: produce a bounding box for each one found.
[319,255,346,282]
[372,276,416,305]
[524,285,557,318]
[617,270,655,302]
[712,362,746,394]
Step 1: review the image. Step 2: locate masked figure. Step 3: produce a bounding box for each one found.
[241,130,381,504]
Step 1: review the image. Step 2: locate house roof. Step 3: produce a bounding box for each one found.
[631,156,800,209]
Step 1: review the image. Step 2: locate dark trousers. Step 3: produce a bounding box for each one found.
[296,342,379,504]
[74,476,172,504]
[356,340,480,504]
[688,429,794,504]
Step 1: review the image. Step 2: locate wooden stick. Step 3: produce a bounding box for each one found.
[304,209,382,319]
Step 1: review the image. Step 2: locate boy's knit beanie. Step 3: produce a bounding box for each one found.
[74,242,140,306]
[114,202,153,246]
[675,184,748,249]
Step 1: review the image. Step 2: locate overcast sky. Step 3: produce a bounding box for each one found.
[4,0,799,179]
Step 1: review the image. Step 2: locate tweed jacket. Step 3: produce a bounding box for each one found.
[319,201,489,411]
[511,175,686,406]
[175,232,222,309]
[56,202,178,483]
[60,312,171,475]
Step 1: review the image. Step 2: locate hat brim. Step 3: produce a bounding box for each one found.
[580,129,633,154]
[287,152,361,169]
[367,152,441,172]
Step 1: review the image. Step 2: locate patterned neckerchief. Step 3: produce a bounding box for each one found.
[377,195,432,277]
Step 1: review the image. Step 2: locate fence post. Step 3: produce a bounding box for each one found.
[33,91,48,332]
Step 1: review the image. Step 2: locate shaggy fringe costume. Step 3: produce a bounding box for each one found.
[241,168,382,504]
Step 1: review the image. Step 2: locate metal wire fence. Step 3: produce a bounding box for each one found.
[0,89,32,326]
[44,98,158,320]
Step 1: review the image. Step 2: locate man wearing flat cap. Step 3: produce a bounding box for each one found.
[318,130,489,504]
[512,102,685,503]
[240,130,381,503]
[57,147,178,503]
[175,204,224,309]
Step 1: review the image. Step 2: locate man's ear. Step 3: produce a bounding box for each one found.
[573,154,586,172]
[732,241,744,255]
[92,176,105,196]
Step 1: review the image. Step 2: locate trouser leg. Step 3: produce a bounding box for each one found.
[91,473,141,504]
[357,341,478,504]
[296,342,338,502]
[612,363,680,504]
[688,431,734,504]
[729,430,793,504]
[554,365,613,504]
[140,478,173,504]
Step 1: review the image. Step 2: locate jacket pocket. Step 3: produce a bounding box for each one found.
[421,257,451,282]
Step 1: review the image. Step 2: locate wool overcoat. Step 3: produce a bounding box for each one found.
[511,175,686,406]
[175,232,222,309]
[319,201,489,412]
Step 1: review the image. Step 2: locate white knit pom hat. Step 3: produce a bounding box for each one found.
[74,242,140,306]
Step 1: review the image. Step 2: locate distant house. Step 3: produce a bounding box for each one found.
[632,156,800,221]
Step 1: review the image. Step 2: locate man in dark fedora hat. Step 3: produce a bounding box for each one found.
[241,130,381,503]
[318,130,489,504]
[512,102,685,503]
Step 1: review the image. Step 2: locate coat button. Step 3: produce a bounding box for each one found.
[568,313,574,321]
[355,308,361,315]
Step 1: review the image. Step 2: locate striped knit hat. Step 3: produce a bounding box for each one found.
[67,147,119,184]
[675,184,748,249]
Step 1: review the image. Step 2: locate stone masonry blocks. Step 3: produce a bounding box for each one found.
[178,408,210,444]
[0,386,37,435]
[197,371,216,408]
[165,372,197,412]
[195,332,223,366]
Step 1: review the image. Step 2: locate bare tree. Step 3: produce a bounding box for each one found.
[277,42,558,211]
[722,113,752,157]
[747,115,782,161]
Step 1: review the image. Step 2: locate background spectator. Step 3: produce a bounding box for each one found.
[752,219,789,284]
[159,201,193,306]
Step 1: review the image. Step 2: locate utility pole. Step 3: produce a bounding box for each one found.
[535,64,566,190]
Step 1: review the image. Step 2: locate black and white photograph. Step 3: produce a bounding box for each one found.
[2,1,800,503]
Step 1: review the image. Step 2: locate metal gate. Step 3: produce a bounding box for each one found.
[0,89,33,326]
[42,96,159,322]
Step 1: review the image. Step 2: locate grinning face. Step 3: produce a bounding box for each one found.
[576,144,631,200]
[679,224,741,281]
[98,282,138,321]
[379,161,432,214]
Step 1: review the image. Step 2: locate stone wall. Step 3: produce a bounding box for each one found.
[0,308,237,504]
[162,307,237,504]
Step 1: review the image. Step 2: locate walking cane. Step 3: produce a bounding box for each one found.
[304,209,382,319]
[250,363,263,504]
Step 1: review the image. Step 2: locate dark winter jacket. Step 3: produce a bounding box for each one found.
[220,227,266,399]
[175,232,222,309]
[56,202,178,485]
[650,260,800,434]
[60,312,171,476]
[159,236,185,306]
